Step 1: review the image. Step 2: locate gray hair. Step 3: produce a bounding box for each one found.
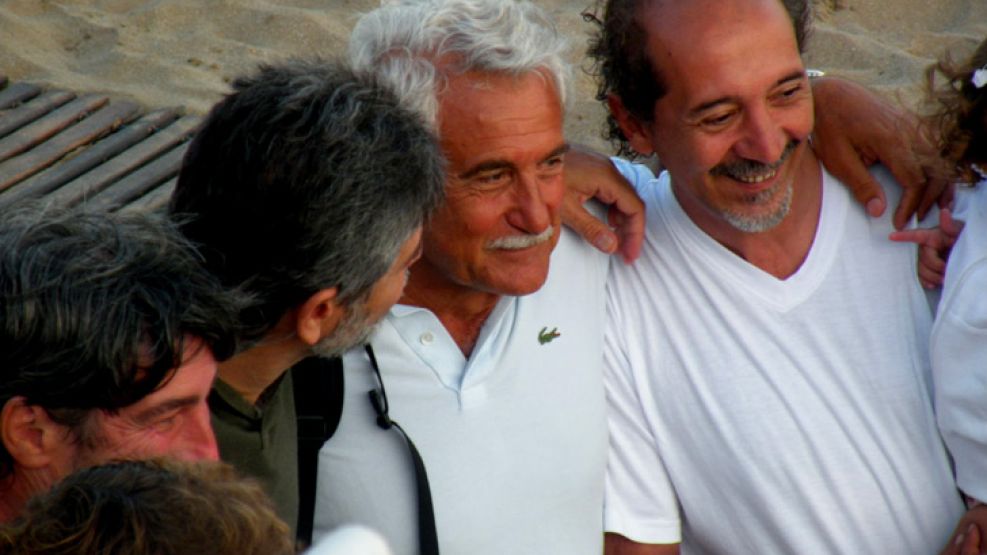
[170,59,445,344]
[349,0,571,128]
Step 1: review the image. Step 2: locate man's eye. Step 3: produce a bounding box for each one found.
[544,156,564,168]
[701,112,735,129]
[778,84,803,99]
[152,415,180,432]
[477,171,509,185]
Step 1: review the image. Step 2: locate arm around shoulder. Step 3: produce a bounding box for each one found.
[562,144,645,262]
[811,76,946,229]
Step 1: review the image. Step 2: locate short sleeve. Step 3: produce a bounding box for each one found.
[609,157,658,197]
[603,273,682,544]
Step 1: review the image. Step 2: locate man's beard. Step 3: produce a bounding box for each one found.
[711,139,798,233]
[722,181,793,233]
[311,300,379,358]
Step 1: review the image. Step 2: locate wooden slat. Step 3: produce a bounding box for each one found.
[0,89,74,139]
[123,177,177,213]
[44,115,200,207]
[0,94,109,163]
[0,100,140,193]
[0,82,42,110]
[0,109,180,209]
[81,144,188,211]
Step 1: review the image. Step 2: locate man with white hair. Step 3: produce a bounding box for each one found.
[313,1,947,553]
[314,5,610,553]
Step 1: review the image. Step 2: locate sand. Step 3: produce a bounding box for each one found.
[1,0,985,153]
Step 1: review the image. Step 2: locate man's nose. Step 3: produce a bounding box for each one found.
[179,406,219,461]
[734,104,788,165]
[507,174,553,233]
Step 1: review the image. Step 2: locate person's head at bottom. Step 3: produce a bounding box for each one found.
[0,458,294,555]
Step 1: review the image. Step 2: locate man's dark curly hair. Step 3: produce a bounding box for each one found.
[0,207,239,480]
[922,37,987,182]
[586,0,813,156]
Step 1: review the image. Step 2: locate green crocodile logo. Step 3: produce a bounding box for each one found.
[538,326,561,345]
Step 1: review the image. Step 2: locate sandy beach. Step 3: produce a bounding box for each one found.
[1,0,985,152]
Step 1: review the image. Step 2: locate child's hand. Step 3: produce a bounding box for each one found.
[889,208,965,288]
[940,505,987,555]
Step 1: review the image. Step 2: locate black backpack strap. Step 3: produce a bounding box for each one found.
[365,344,440,555]
[292,356,344,546]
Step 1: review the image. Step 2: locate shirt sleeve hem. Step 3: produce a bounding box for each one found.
[604,507,681,544]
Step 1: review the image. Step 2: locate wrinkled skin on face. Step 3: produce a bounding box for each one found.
[411,70,568,300]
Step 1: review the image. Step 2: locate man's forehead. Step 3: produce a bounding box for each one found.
[434,68,565,172]
[639,0,800,90]
[125,343,216,416]
[437,69,564,118]
[640,0,791,46]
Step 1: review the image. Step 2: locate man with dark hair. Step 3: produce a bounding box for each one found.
[590,0,979,553]
[588,0,935,229]
[168,58,445,541]
[0,207,238,522]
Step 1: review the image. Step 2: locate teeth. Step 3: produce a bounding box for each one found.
[734,170,776,184]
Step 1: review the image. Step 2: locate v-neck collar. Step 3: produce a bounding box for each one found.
[655,167,847,312]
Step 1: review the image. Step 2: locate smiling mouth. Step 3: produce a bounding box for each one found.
[734,169,777,184]
[711,139,799,184]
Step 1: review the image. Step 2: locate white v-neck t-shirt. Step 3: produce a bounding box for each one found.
[604,159,962,554]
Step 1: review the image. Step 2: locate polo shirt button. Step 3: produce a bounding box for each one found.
[420,331,434,345]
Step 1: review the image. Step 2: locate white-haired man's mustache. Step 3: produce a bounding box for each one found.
[486,226,555,250]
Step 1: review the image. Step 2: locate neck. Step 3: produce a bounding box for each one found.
[675,149,823,279]
[0,490,22,524]
[401,260,501,358]
[218,326,310,406]
[0,472,42,523]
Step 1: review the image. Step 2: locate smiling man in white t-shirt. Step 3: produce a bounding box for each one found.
[593,0,977,553]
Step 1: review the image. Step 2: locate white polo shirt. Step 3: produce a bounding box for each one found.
[313,226,610,555]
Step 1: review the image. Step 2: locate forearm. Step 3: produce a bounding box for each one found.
[605,532,680,555]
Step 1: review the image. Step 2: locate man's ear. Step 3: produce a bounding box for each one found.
[295,287,344,347]
[607,93,657,156]
[1,397,71,470]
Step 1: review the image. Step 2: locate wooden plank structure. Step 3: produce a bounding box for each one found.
[0,74,201,213]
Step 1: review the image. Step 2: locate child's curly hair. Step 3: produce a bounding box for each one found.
[924,38,987,182]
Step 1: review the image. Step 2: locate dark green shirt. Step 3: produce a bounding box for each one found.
[210,372,298,536]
